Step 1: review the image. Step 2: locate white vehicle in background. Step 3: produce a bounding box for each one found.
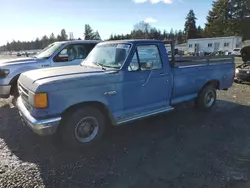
[232,48,241,56]
[0,40,100,99]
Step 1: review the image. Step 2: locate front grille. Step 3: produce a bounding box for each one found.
[239,70,247,74]
[18,82,33,112]
[18,82,29,101]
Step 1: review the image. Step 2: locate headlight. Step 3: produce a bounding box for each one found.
[33,93,48,108]
[235,69,239,74]
[0,69,10,78]
[247,71,250,74]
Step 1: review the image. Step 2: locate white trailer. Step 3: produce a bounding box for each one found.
[187,36,242,54]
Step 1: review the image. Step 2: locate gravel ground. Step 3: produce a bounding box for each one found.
[1,56,250,188]
[1,83,250,188]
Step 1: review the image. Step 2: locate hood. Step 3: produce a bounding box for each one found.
[19,65,120,92]
[0,57,39,67]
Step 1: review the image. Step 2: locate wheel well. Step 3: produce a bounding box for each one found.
[61,101,116,126]
[10,74,20,95]
[202,80,220,90]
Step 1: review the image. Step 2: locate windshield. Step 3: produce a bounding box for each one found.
[81,43,131,69]
[233,49,240,51]
[35,43,63,59]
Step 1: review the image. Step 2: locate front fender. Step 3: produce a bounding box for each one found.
[30,83,121,121]
[6,66,40,85]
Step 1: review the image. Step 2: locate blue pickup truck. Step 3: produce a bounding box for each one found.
[16,40,235,148]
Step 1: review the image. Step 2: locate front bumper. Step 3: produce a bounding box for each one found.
[235,73,250,82]
[17,97,61,136]
[0,85,11,98]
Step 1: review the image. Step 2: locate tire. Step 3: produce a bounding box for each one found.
[10,81,19,106]
[195,84,217,111]
[11,83,19,96]
[59,106,106,149]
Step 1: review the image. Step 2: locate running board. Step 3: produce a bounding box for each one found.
[116,106,174,125]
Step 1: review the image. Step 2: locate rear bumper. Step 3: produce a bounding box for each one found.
[17,97,61,136]
[0,85,11,98]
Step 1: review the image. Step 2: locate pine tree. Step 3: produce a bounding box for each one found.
[204,0,250,39]
[60,29,68,41]
[94,31,101,40]
[196,26,204,38]
[204,0,232,37]
[184,9,198,39]
[49,33,56,43]
[84,24,101,40]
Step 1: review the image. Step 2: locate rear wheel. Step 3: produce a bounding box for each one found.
[195,85,217,111]
[59,106,106,149]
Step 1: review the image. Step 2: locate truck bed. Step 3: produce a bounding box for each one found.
[172,55,234,67]
[170,55,235,105]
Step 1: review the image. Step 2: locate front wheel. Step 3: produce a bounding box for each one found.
[195,85,217,111]
[59,106,106,149]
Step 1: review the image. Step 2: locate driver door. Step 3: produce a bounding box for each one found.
[122,44,171,115]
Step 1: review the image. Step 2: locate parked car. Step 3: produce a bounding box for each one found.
[16,39,235,149]
[240,44,250,63]
[234,61,250,83]
[0,40,100,99]
[232,48,241,56]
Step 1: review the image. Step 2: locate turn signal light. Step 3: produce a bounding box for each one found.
[34,93,48,108]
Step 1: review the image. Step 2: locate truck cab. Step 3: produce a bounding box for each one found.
[16,39,235,149]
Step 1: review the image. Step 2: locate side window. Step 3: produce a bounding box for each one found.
[54,43,97,63]
[54,44,77,62]
[127,45,162,71]
[137,45,162,70]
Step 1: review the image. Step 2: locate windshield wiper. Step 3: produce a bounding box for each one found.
[92,62,107,70]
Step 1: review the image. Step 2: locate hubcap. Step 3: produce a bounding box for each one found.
[204,90,215,107]
[75,117,99,143]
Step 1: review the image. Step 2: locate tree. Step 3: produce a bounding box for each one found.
[132,21,152,39]
[196,26,204,38]
[184,9,198,39]
[41,35,49,48]
[204,0,250,39]
[60,29,68,41]
[84,24,101,40]
[177,30,184,44]
[49,33,56,43]
[169,28,174,40]
[133,21,152,32]
[204,0,232,37]
[94,31,101,40]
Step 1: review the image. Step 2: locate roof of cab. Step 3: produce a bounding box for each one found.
[100,39,164,44]
[54,40,102,45]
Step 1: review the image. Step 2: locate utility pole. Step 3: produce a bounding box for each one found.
[69,32,74,40]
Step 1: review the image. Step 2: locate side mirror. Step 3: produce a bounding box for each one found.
[145,61,153,69]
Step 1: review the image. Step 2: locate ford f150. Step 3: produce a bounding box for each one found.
[16,39,235,148]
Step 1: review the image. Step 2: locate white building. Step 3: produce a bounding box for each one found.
[187,36,242,53]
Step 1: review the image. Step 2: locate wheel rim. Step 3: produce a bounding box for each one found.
[75,117,99,143]
[204,90,215,107]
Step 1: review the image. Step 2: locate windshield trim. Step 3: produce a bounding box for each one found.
[35,42,64,59]
[81,42,133,71]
